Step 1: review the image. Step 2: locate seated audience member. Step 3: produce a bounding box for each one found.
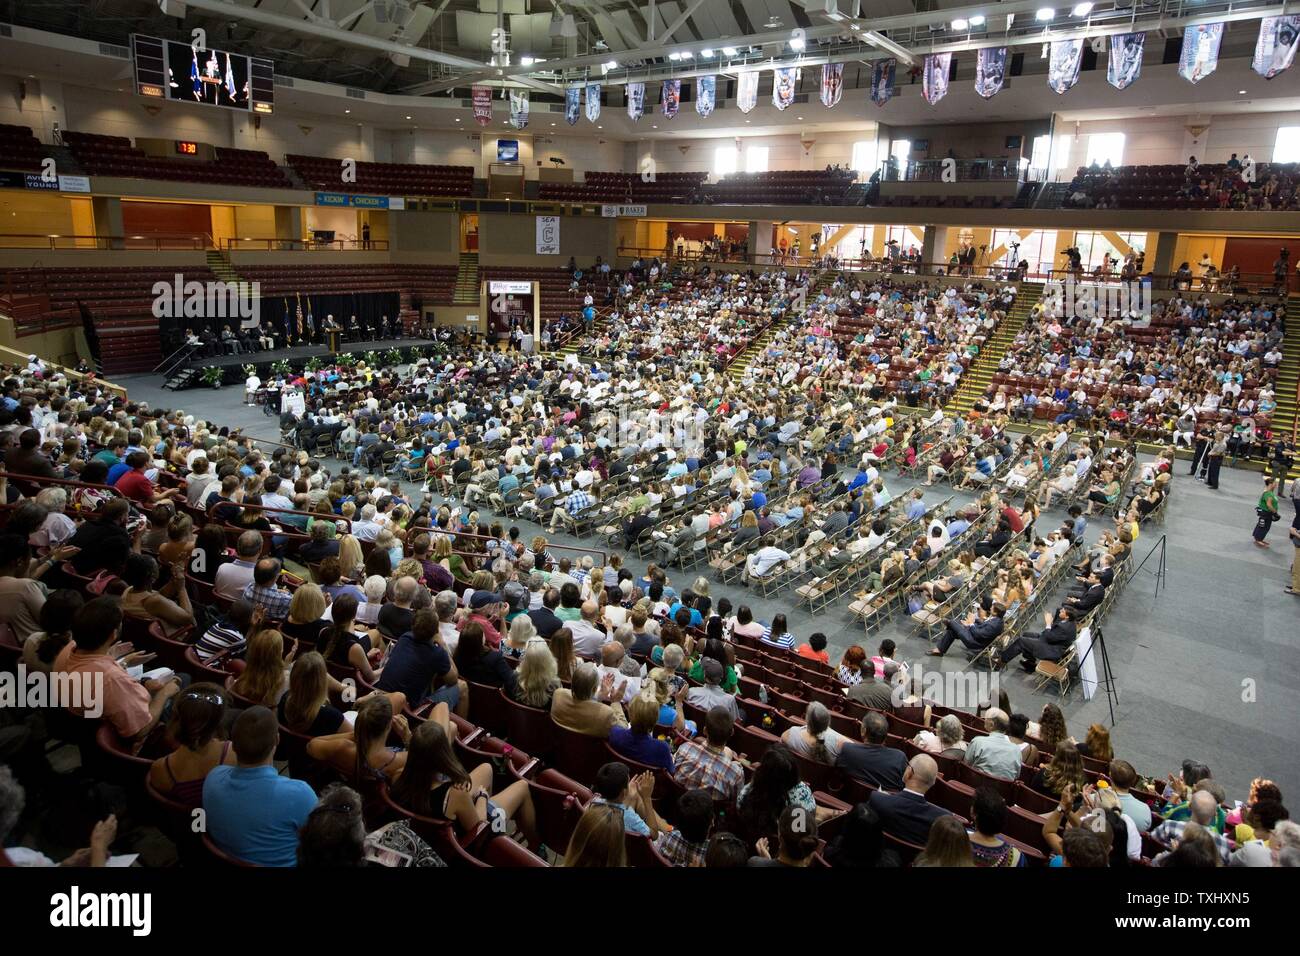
[590,760,666,837]
[214,531,263,602]
[280,652,349,737]
[229,628,291,708]
[20,588,83,674]
[795,632,831,664]
[149,683,236,810]
[551,661,629,736]
[822,802,902,868]
[389,712,538,848]
[867,754,952,846]
[846,662,895,711]
[562,804,628,868]
[686,657,739,721]
[296,783,446,868]
[376,609,462,710]
[781,701,846,766]
[0,765,119,867]
[654,789,714,866]
[202,705,319,867]
[967,787,1025,867]
[120,552,195,638]
[512,638,562,709]
[839,711,907,790]
[913,815,975,867]
[913,714,968,760]
[305,692,412,782]
[748,805,819,868]
[672,705,747,802]
[736,745,820,848]
[963,709,1023,781]
[609,693,676,772]
[452,620,517,696]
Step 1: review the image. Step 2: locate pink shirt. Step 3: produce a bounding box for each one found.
[54,644,152,738]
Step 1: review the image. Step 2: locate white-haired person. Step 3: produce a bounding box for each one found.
[351,575,389,627]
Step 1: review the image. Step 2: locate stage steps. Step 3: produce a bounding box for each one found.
[946,281,1042,416]
[453,253,479,304]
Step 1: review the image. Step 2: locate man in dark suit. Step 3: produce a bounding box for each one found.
[527,587,564,640]
[928,602,1005,658]
[1065,577,1106,615]
[995,607,1078,673]
[867,754,951,846]
[838,711,907,791]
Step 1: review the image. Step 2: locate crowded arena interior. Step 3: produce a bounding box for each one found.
[1,0,1299,886]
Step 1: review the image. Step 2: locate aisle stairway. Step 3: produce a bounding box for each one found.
[1274,294,1300,480]
[727,317,787,383]
[946,281,1043,415]
[205,249,241,284]
[453,252,479,304]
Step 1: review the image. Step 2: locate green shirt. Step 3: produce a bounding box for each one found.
[1258,490,1279,515]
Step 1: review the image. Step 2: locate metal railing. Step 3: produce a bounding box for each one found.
[0,233,210,250]
[882,158,1024,183]
[223,237,391,252]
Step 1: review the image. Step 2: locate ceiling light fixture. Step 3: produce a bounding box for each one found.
[722,46,737,56]
[669,52,682,61]
[951,18,969,30]
[1072,2,1093,15]
[702,48,714,57]
[970,14,986,26]
[603,60,618,71]
[1036,8,1055,21]
[790,36,805,51]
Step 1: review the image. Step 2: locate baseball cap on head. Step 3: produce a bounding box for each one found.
[470,590,502,610]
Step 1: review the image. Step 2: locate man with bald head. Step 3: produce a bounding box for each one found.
[596,641,640,704]
[867,753,952,845]
[241,557,291,619]
[963,708,1023,781]
[215,530,263,603]
[567,599,609,658]
[1151,789,1234,865]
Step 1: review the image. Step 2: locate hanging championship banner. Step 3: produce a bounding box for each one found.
[772,67,797,110]
[626,82,645,120]
[1108,32,1145,90]
[975,47,1008,98]
[736,70,759,113]
[564,86,580,125]
[1048,39,1084,94]
[820,63,843,108]
[585,83,601,122]
[696,75,716,117]
[922,53,950,105]
[870,59,895,107]
[509,90,529,128]
[1253,15,1300,79]
[1179,22,1224,84]
[661,79,681,119]
[472,85,493,126]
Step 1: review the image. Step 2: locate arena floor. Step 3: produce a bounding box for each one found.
[118,372,1300,801]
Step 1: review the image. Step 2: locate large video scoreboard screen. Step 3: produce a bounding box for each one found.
[132,35,274,114]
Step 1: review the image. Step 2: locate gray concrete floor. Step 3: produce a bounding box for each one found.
[118,373,1300,802]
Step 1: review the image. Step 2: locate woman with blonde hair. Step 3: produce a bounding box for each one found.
[563,804,628,867]
[1081,723,1114,763]
[230,628,291,707]
[1031,741,1088,800]
[374,527,404,571]
[282,582,329,644]
[280,651,347,736]
[512,638,560,709]
[549,626,576,682]
[913,815,975,867]
[503,613,536,660]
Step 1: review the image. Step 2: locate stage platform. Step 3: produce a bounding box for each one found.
[185,337,436,370]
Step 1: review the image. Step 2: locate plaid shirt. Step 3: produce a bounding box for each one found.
[1151,819,1233,865]
[672,740,745,802]
[655,829,708,867]
[242,581,292,620]
[564,489,594,515]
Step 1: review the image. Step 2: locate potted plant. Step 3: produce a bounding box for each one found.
[336,352,358,369]
[406,346,423,364]
[363,350,380,367]
[271,358,292,378]
[305,356,324,373]
[384,347,404,366]
[201,366,224,388]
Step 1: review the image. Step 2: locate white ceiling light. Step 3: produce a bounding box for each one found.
[520,56,535,66]
[1036,7,1055,21]
[1071,2,1093,15]
[603,60,618,70]
[951,18,969,30]
[722,46,737,56]
[681,50,693,58]
[668,52,682,61]
[970,15,986,26]
[702,48,714,57]
[789,36,805,51]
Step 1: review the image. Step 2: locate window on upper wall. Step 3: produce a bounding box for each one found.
[744,146,769,173]
[851,140,874,177]
[1086,132,1125,168]
[714,146,738,177]
[1274,127,1300,163]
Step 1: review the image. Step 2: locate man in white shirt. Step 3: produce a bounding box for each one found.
[596,643,640,705]
[350,503,382,542]
[744,546,790,583]
[567,601,610,658]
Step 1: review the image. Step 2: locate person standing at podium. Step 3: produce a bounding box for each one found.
[323,314,343,354]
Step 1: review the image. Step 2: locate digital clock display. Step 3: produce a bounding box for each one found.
[176,140,198,155]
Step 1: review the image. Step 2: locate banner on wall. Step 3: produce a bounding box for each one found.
[585,82,601,122]
[509,89,529,128]
[870,59,895,107]
[472,85,492,126]
[1253,15,1300,79]
[696,75,716,116]
[1107,32,1145,90]
[661,79,681,119]
[536,216,560,255]
[626,82,645,120]
[772,67,797,110]
[1048,39,1084,94]
[1179,22,1224,84]
[564,86,580,125]
[922,53,950,105]
[975,47,1007,98]
[736,70,759,113]
[820,63,843,108]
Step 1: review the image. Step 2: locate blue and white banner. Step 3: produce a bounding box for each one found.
[736,70,759,113]
[820,63,843,108]
[626,81,645,120]
[661,79,681,119]
[509,89,529,128]
[696,75,716,117]
[1253,15,1300,79]
[585,83,601,122]
[1108,32,1145,90]
[1179,22,1224,84]
[565,86,580,125]
[975,47,1007,99]
[922,53,950,106]
[772,67,798,110]
[1048,38,1084,94]
[870,59,895,107]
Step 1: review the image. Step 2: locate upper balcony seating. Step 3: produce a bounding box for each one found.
[285,154,474,197]
[537,171,706,204]
[1062,161,1300,211]
[60,131,292,188]
[702,169,856,205]
[0,124,46,173]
